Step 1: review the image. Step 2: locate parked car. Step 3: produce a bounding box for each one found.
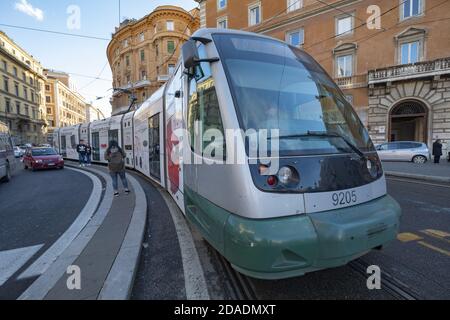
[14,146,24,158]
[23,147,64,171]
[376,141,430,163]
[0,121,15,182]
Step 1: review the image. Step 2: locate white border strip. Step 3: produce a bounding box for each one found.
[98,175,147,300]
[18,167,102,280]
[158,189,210,300]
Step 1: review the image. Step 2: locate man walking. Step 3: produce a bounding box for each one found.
[85,143,92,166]
[76,140,87,167]
[432,139,443,164]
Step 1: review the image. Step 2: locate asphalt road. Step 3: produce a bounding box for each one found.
[0,160,93,299]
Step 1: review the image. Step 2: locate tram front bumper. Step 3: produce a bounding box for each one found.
[224,195,401,280]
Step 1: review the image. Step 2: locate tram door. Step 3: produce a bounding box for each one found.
[148,114,161,180]
[61,136,67,157]
[92,132,100,161]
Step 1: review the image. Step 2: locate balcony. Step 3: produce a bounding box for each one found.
[335,74,368,89]
[368,57,450,85]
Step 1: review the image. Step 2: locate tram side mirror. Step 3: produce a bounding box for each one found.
[182,40,200,69]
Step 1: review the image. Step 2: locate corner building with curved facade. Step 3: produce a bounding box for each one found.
[107,5,200,115]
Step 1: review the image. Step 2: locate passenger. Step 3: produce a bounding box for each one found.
[76,140,87,167]
[433,139,443,164]
[85,143,92,166]
[105,140,130,197]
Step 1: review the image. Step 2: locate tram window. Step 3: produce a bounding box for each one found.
[187,44,226,160]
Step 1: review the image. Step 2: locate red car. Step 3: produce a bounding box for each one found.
[23,147,64,171]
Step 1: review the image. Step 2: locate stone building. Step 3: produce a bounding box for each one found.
[0,30,47,145]
[107,5,200,115]
[196,0,450,153]
[44,70,88,130]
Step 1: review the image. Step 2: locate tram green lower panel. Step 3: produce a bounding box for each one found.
[184,186,401,280]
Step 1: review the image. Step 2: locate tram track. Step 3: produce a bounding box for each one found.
[213,250,259,301]
[349,259,421,300]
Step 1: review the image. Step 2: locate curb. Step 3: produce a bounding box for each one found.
[97,173,147,300]
[385,171,450,184]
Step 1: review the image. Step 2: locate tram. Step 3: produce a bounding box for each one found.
[54,29,401,279]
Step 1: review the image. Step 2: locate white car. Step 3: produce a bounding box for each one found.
[376,142,431,163]
[14,146,24,158]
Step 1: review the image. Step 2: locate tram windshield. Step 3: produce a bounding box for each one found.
[213,34,375,156]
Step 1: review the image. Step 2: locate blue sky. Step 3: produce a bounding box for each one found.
[0,0,198,116]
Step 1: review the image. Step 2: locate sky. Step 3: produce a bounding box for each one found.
[0,0,198,116]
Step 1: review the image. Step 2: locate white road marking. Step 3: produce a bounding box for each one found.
[17,168,102,280]
[158,189,210,300]
[0,244,44,286]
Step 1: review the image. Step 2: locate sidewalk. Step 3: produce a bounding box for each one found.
[383,161,450,183]
[19,164,147,300]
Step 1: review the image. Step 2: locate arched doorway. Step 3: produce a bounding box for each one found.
[389,100,428,143]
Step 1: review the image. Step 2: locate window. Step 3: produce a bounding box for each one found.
[402,0,422,19]
[139,32,145,42]
[217,0,227,10]
[25,105,29,116]
[187,44,226,159]
[336,15,353,36]
[32,108,36,119]
[24,87,28,100]
[46,96,51,103]
[249,2,262,26]
[15,83,19,96]
[141,70,147,80]
[217,17,228,29]
[167,21,174,31]
[168,64,176,75]
[287,0,302,12]
[123,39,129,48]
[287,29,304,47]
[126,55,130,67]
[5,99,11,113]
[140,49,145,62]
[336,54,353,77]
[22,72,26,81]
[167,41,175,54]
[3,77,8,92]
[16,102,20,114]
[401,41,419,64]
[31,90,35,102]
[2,60,6,71]
[13,67,17,77]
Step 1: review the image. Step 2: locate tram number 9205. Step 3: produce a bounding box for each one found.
[332,191,357,207]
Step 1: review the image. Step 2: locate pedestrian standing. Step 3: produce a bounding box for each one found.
[76,140,87,167]
[85,143,92,166]
[432,139,443,164]
[104,140,130,197]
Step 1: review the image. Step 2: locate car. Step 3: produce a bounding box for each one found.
[14,146,25,158]
[0,121,15,182]
[376,141,431,163]
[23,147,64,171]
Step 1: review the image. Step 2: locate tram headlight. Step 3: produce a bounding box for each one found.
[367,159,378,178]
[277,166,300,186]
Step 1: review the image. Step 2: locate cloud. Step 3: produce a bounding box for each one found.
[14,0,44,21]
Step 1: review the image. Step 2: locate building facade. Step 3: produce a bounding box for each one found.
[107,5,200,115]
[44,70,88,131]
[0,30,47,145]
[196,0,450,153]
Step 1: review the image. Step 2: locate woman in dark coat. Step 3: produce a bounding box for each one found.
[104,140,130,196]
[432,139,443,164]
